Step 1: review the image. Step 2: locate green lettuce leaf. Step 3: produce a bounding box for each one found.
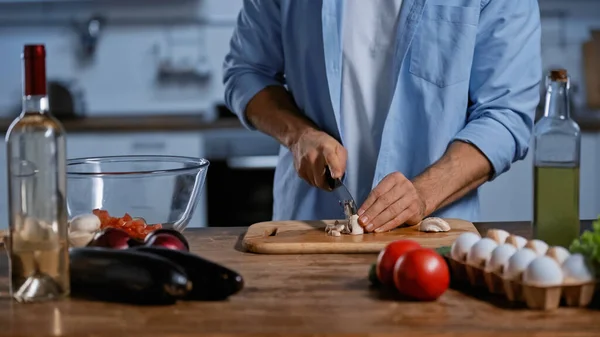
[569,216,600,277]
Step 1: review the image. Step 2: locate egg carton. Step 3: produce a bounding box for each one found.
[447,255,597,310]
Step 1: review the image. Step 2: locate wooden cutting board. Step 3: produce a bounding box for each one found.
[242,218,479,254]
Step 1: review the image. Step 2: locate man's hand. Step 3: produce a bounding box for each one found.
[357,172,426,233]
[290,129,347,190]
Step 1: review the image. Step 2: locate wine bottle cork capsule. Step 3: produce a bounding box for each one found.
[549,69,568,82]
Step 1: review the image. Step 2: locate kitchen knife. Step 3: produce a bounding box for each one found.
[325,166,358,218]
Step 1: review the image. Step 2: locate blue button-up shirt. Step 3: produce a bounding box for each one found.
[223,0,542,222]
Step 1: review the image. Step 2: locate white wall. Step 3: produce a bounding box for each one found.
[0,0,242,117]
[0,0,599,119]
[540,0,600,109]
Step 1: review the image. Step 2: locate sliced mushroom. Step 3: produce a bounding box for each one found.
[418,217,451,232]
[349,214,364,235]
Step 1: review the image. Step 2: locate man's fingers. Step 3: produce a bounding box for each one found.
[373,208,413,233]
[358,174,398,218]
[312,156,328,190]
[366,195,412,232]
[297,155,318,187]
[357,184,403,228]
[324,145,346,179]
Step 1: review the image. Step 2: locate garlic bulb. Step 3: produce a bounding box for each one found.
[69,213,101,233]
[68,230,95,248]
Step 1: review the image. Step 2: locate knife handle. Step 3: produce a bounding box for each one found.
[324,166,343,190]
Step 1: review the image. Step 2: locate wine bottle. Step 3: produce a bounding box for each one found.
[5,44,70,302]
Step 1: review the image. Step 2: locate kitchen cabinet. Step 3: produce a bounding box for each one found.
[478,132,600,222]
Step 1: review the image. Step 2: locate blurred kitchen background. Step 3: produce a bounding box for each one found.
[0,0,599,229]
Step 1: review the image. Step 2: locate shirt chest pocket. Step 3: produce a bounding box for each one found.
[409,5,479,87]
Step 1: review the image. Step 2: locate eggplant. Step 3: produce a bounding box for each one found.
[69,247,192,305]
[131,246,244,301]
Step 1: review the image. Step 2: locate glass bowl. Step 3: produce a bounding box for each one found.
[66,155,209,232]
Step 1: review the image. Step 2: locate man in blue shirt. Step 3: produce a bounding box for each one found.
[223,0,542,233]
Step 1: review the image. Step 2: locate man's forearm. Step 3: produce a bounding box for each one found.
[412,141,493,216]
[245,86,319,149]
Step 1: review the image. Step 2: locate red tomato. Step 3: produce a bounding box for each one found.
[393,248,450,301]
[376,240,421,286]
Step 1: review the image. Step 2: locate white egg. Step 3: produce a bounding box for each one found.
[504,248,538,280]
[450,232,481,262]
[486,229,510,245]
[69,214,101,233]
[505,235,527,249]
[546,246,571,265]
[524,239,549,256]
[466,238,498,267]
[523,256,563,286]
[485,243,518,273]
[562,253,595,284]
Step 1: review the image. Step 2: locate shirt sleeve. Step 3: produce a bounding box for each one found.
[222,0,285,130]
[452,0,542,180]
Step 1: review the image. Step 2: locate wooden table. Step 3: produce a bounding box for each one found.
[0,221,599,337]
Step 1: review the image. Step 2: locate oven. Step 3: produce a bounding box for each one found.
[203,126,280,227]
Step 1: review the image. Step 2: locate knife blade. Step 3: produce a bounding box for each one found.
[325,166,358,218]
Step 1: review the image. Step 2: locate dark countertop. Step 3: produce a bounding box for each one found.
[0,220,598,337]
[0,115,244,134]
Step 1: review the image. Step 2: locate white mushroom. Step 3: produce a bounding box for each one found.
[418,217,451,232]
[69,213,101,233]
[349,214,364,235]
[486,229,510,244]
[524,239,549,256]
[546,246,571,265]
[330,230,341,237]
[505,234,528,249]
[523,256,563,287]
[562,253,595,284]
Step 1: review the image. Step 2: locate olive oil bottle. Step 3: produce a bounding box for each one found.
[533,69,581,248]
